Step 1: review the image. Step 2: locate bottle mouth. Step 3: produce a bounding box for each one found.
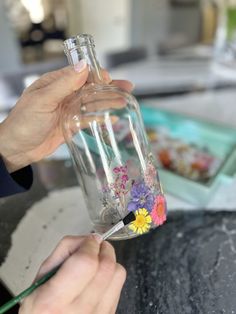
[63,34,95,55]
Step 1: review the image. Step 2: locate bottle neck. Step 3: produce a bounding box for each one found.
[65,43,105,84]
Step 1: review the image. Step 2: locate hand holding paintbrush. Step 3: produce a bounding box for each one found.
[0,212,135,314]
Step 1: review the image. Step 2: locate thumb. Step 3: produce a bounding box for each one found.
[34,236,86,281]
[41,60,88,105]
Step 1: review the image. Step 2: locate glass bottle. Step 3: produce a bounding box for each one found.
[62,34,167,240]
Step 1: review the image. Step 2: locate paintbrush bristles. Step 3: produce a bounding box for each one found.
[123,211,136,226]
[101,211,136,240]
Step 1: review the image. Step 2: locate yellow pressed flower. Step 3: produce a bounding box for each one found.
[129,208,152,234]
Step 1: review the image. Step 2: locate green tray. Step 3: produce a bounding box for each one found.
[141,105,236,206]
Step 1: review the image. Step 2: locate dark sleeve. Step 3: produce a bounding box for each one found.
[0,157,33,197]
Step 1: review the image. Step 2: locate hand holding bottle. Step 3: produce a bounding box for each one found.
[19,235,126,314]
[0,63,133,173]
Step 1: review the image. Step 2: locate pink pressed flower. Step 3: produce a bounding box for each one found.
[113,167,121,174]
[121,174,128,182]
[120,183,126,189]
[121,165,128,173]
[110,164,130,198]
[151,195,167,226]
[145,162,157,188]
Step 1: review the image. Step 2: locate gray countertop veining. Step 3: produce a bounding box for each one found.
[114,211,236,313]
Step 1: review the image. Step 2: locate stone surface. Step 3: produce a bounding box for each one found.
[114,211,236,314]
[0,160,92,295]
[0,160,236,313]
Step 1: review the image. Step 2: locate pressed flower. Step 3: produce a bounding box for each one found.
[129,208,152,234]
[128,181,154,212]
[151,195,167,226]
[113,167,120,174]
[113,165,128,174]
[121,174,129,182]
[120,183,126,189]
[110,164,130,198]
[144,162,157,188]
[121,165,128,173]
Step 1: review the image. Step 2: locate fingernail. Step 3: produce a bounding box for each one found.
[74,59,87,73]
[91,233,103,244]
[104,72,112,83]
[130,82,135,90]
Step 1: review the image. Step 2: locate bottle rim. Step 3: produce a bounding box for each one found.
[63,34,95,55]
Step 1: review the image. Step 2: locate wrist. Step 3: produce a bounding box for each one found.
[0,122,31,173]
[0,153,31,173]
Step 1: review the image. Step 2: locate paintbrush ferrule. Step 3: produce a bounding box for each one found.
[101,221,124,240]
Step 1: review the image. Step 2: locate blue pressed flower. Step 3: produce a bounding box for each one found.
[128,181,155,212]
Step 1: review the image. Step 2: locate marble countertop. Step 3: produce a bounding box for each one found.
[0,161,91,295]
[114,211,236,313]
[0,159,236,314]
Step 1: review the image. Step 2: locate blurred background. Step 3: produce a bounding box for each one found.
[0,0,206,69]
[1,0,236,99]
[0,0,236,95]
[0,0,223,68]
[0,0,236,207]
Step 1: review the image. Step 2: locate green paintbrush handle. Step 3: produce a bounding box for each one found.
[0,265,60,314]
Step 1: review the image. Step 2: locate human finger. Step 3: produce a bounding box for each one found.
[35,235,86,281]
[43,236,101,302]
[100,68,134,92]
[100,68,112,83]
[65,115,119,139]
[25,65,109,94]
[20,236,101,314]
[25,63,87,93]
[83,97,126,113]
[112,79,134,93]
[71,241,116,312]
[94,263,127,314]
[29,62,89,110]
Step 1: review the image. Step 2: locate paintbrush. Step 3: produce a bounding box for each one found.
[0,211,136,314]
[101,211,135,240]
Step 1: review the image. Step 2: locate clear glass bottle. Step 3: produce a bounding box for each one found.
[62,34,167,240]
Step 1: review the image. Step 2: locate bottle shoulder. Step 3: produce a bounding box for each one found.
[78,82,134,100]
[62,83,139,117]
[61,82,142,136]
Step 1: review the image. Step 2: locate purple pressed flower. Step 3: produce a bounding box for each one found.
[128,181,155,212]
